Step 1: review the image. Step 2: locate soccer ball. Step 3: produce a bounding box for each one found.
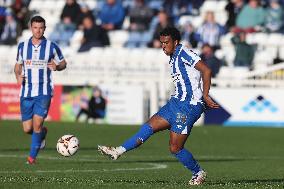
[56,135,79,157]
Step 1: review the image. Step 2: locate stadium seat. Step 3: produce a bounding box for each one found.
[220,33,234,47]
[108,30,129,48]
[69,30,83,49]
[253,33,268,47]
[266,33,283,47]
[279,47,284,60]
[253,50,273,69]
[200,1,218,12]
[29,0,43,11]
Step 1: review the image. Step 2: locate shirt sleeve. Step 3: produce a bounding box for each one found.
[52,42,64,65]
[180,47,201,68]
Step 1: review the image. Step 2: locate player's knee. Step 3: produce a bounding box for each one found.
[169,143,182,154]
[23,127,33,134]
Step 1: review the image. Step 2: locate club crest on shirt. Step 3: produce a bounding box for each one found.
[176,113,187,124]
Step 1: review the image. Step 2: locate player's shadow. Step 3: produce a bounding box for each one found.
[0,147,55,152]
[208,178,284,185]
[118,158,246,164]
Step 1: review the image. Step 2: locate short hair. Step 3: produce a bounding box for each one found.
[159,27,181,42]
[30,15,46,27]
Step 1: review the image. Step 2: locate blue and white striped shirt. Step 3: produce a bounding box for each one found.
[16,37,64,97]
[169,44,203,104]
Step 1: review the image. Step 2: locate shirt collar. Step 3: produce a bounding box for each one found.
[170,44,182,59]
[29,36,46,47]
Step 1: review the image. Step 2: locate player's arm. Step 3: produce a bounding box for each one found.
[14,63,24,84]
[56,59,67,71]
[48,43,67,71]
[47,59,67,71]
[194,60,219,109]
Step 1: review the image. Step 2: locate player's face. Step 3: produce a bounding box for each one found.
[160,35,177,56]
[31,22,45,40]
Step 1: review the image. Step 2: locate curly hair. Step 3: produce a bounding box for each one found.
[159,27,181,42]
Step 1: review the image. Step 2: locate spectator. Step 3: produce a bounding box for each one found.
[76,3,95,30]
[231,32,256,67]
[196,11,225,50]
[180,21,198,48]
[49,16,76,47]
[163,0,204,23]
[76,87,106,123]
[233,0,266,33]
[60,0,81,25]
[148,10,173,48]
[200,44,222,78]
[75,88,90,122]
[0,6,6,36]
[98,0,125,31]
[11,0,31,30]
[0,10,20,45]
[78,16,109,52]
[264,0,284,33]
[125,0,154,48]
[225,0,245,30]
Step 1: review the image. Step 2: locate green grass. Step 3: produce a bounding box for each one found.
[0,120,283,189]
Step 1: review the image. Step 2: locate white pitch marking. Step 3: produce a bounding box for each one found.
[0,154,167,174]
[0,154,283,160]
[0,163,167,174]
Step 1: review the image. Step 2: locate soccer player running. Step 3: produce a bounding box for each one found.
[98,27,219,185]
[14,16,67,164]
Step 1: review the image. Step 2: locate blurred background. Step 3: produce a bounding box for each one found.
[1,0,284,127]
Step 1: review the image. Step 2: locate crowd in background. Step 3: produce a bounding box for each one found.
[1,0,284,76]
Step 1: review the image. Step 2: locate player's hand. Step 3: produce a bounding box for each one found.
[203,95,219,109]
[47,59,57,71]
[16,75,25,84]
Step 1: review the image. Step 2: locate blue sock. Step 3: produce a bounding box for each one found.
[29,132,42,159]
[122,123,153,151]
[173,148,201,174]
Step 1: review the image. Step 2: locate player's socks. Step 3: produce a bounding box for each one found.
[40,127,48,149]
[173,148,201,174]
[121,123,153,151]
[29,131,43,159]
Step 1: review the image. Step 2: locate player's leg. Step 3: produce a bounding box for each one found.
[98,98,174,159]
[20,97,37,164]
[28,115,45,162]
[170,132,202,173]
[170,132,206,185]
[121,115,170,150]
[170,102,206,185]
[98,115,170,160]
[20,97,34,134]
[28,96,51,163]
[22,120,33,134]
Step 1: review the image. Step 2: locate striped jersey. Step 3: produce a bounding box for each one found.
[16,37,64,97]
[169,44,203,104]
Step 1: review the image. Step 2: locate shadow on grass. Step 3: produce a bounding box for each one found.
[208,178,284,186]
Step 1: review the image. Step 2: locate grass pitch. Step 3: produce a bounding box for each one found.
[0,120,283,189]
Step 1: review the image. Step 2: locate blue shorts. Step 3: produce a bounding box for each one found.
[20,96,51,121]
[155,97,204,135]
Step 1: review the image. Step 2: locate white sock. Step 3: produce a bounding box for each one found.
[116,146,126,155]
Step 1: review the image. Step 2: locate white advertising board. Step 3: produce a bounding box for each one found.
[102,85,144,125]
[210,88,284,127]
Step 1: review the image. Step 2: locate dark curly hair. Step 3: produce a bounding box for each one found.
[159,27,181,42]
